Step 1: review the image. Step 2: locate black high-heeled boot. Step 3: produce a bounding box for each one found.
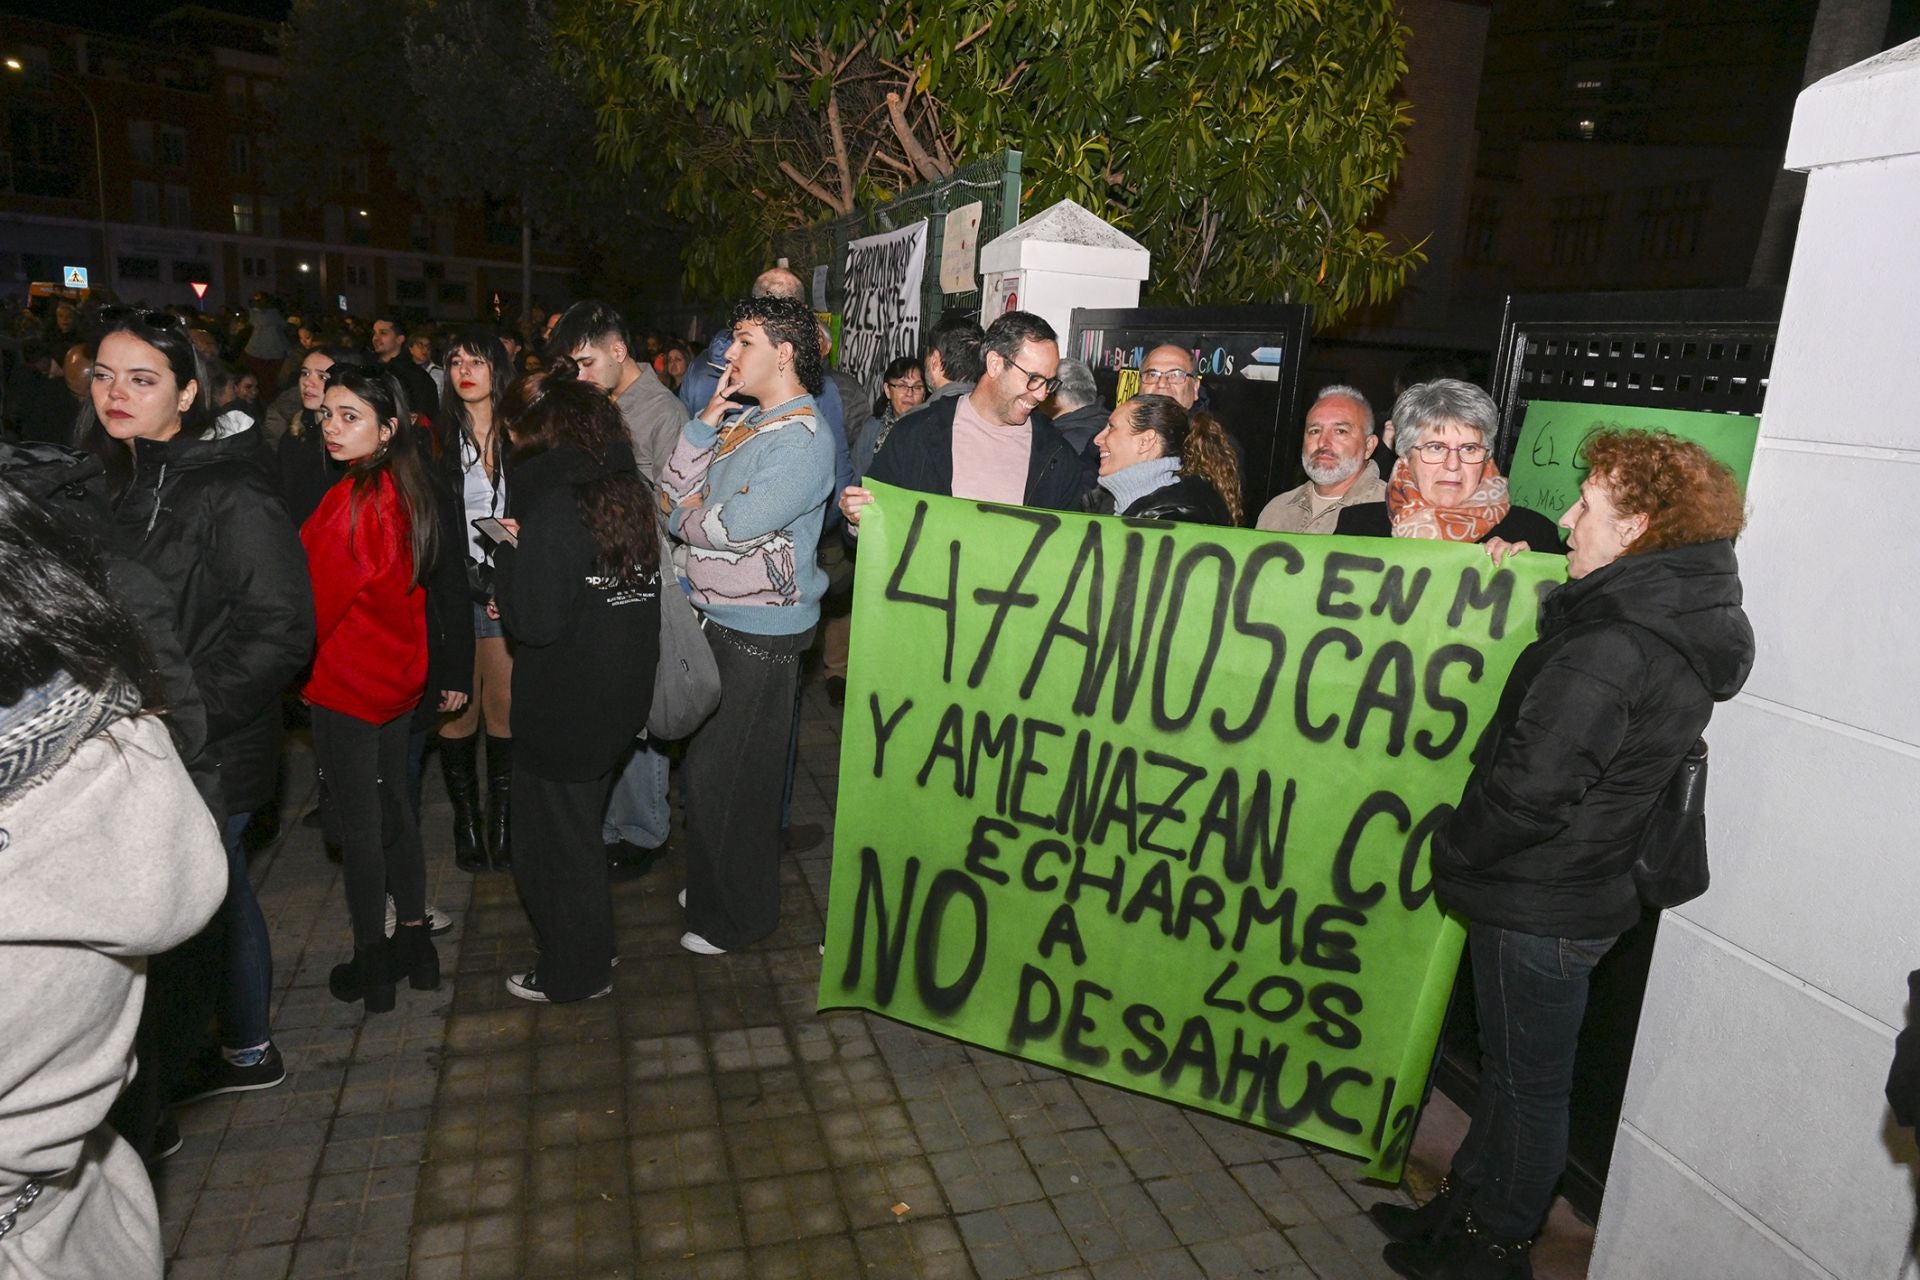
[391,920,441,991]
[485,735,513,868]
[440,734,485,872]
[1370,1174,1466,1245]
[329,943,396,1013]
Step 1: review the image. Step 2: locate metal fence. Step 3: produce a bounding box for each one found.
[773,149,1023,341]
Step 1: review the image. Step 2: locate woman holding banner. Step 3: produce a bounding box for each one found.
[1085,393,1241,526]
[1374,429,1752,1280]
[1336,379,1562,556]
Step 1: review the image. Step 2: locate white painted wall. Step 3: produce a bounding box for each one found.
[1592,39,1920,1280]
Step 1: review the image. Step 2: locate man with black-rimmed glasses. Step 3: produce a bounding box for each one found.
[841,310,1089,527]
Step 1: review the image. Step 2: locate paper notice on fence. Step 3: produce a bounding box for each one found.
[940,202,984,294]
[841,221,929,388]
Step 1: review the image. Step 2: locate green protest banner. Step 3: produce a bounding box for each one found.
[1506,399,1759,523]
[818,484,1565,1178]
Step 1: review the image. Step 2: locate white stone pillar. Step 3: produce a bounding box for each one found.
[977,199,1150,344]
[1592,39,1920,1280]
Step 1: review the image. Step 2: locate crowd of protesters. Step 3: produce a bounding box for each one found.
[0,279,1754,1280]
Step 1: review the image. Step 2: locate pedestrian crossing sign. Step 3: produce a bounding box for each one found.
[63,266,89,288]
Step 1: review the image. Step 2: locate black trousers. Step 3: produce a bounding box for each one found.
[682,621,812,951]
[312,706,425,947]
[511,764,616,1001]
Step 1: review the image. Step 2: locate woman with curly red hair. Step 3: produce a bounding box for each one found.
[1374,429,1754,1279]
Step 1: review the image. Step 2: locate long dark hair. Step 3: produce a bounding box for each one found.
[437,325,514,469]
[323,365,440,588]
[0,475,162,709]
[504,360,658,587]
[1124,394,1244,525]
[72,307,215,496]
[291,345,373,440]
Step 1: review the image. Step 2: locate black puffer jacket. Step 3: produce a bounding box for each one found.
[0,442,219,813]
[1082,472,1233,526]
[492,444,657,781]
[1432,540,1754,938]
[109,428,314,818]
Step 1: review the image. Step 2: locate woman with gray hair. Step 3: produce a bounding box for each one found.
[1336,379,1562,557]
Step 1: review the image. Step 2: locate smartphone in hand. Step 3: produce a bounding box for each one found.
[472,516,518,547]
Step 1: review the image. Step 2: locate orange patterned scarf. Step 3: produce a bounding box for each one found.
[1385,455,1512,542]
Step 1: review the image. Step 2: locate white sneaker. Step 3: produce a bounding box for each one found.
[678,888,687,908]
[679,931,726,956]
[505,969,611,1003]
[386,897,453,936]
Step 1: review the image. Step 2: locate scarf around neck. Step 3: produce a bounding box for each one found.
[1385,454,1512,542]
[0,671,143,811]
[1099,455,1182,514]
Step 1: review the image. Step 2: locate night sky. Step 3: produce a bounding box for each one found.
[0,0,292,28]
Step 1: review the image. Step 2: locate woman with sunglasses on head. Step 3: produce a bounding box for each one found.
[488,366,658,1001]
[76,307,313,1142]
[301,366,455,1011]
[432,327,516,873]
[1335,379,1564,559]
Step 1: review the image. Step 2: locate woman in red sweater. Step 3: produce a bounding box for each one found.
[302,365,452,1012]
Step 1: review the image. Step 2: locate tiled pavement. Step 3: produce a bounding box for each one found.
[152,675,1593,1278]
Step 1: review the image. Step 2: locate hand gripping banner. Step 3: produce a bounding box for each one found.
[819,484,1564,1178]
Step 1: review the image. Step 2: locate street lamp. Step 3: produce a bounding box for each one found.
[5,55,113,294]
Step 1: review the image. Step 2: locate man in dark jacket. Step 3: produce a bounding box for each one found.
[371,315,439,425]
[1047,359,1106,462]
[840,310,1089,527]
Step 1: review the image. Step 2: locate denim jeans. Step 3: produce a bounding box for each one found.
[602,739,671,850]
[217,810,275,1051]
[1451,924,1619,1239]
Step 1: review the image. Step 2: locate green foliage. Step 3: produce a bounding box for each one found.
[559,0,1421,322]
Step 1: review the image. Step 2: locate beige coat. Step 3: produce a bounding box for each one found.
[1254,466,1388,534]
[0,715,225,1279]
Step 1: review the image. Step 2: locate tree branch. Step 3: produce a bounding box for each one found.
[871,147,916,175]
[814,40,856,209]
[833,34,871,77]
[779,158,850,214]
[886,90,951,181]
[952,19,993,53]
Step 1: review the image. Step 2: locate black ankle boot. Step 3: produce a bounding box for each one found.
[329,943,396,1013]
[1383,1208,1533,1280]
[484,735,512,868]
[1371,1174,1466,1245]
[440,734,485,872]
[391,920,441,991]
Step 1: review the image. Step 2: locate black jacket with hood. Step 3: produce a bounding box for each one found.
[108,428,314,818]
[1431,539,1754,938]
[0,442,221,814]
[492,442,657,782]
